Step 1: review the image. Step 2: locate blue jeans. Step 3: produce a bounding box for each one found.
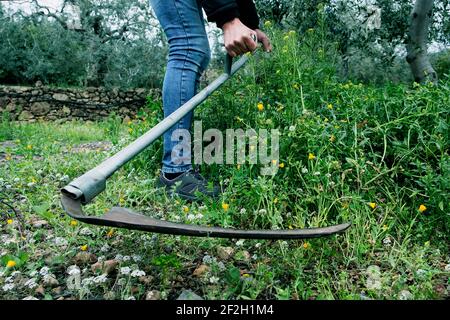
[150,0,211,173]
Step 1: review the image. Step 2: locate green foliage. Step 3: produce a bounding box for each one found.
[0,26,448,300]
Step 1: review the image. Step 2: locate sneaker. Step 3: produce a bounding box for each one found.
[157,168,220,201]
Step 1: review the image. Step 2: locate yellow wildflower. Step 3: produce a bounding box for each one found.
[308,153,316,160]
[293,83,299,90]
[382,225,388,232]
[288,225,293,230]
[257,102,264,112]
[369,202,377,209]
[31,177,37,183]
[70,220,78,227]
[26,144,33,150]
[279,162,285,168]
[418,204,427,213]
[5,154,12,161]
[128,128,133,134]
[107,229,114,238]
[242,273,250,278]
[7,219,13,225]
[329,134,336,142]
[6,260,16,268]
[127,121,132,125]
[80,245,88,251]
[303,242,311,249]
[273,198,279,204]
[327,103,333,110]
[264,20,272,28]
[182,206,190,213]
[222,203,230,211]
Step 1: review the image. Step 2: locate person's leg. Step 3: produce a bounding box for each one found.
[150,0,210,175]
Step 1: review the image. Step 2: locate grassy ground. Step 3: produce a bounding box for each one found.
[0,26,449,300]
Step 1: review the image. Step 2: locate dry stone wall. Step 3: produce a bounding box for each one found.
[0,83,160,122]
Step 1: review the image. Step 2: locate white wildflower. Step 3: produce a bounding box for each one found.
[398,290,413,300]
[255,243,262,249]
[2,283,15,292]
[240,208,247,214]
[39,266,50,276]
[81,277,94,287]
[115,254,124,261]
[383,237,392,246]
[289,125,296,132]
[11,271,21,277]
[416,269,427,279]
[24,278,37,289]
[122,255,131,262]
[301,167,308,174]
[236,239,245,246]
[132,255,142,262]
[217,262,226,271]
[54,237,68,247]
[131,270,145,278]
[120,267,131,275]
[202,255,215,265]
[79,227,94,236]
[13,178,20,183]
[5,276,14,283]
[100,244,110,253]
[67,265,81,276]
[93,274,108,284]
[314,171,320,176]
[209,276,220,284]
[187,214,196,221]
[195,213,204,220]
[325,173,332,178]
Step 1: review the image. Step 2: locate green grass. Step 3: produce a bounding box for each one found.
[0,26,449,300]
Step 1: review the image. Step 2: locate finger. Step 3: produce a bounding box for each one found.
[233,40,247,55]
[225,44,238,57]
[260,36,272,52]
[243,35,258,52]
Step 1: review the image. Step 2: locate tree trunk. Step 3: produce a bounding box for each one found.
[406,0,437,83]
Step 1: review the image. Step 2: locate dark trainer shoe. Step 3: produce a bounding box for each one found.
[157,168,220,201]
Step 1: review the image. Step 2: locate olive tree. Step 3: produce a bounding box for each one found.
[0,0,167,88]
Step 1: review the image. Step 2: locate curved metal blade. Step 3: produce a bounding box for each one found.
[61,194,351,240]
